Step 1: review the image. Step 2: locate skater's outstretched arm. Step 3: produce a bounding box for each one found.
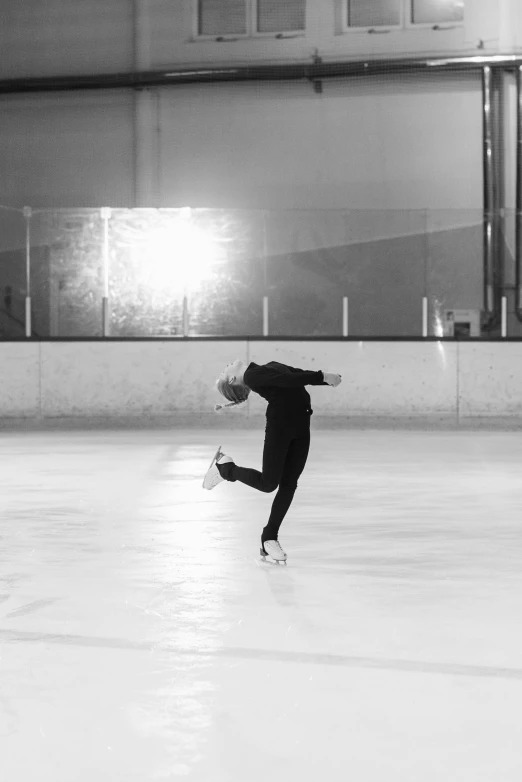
[287,366,342,387]
[246,364,338,388]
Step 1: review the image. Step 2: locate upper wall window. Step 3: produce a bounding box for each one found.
[348,0,400,29]
[197,0,306,38]
[198,0,247,35]
[257,0,306,33]
[345,0,464,29]
[411,0,464,25]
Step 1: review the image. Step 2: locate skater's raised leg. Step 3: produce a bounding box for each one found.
[202,446,234,490]
[215,424,291,492]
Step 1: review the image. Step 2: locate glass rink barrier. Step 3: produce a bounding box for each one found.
[0,205,520,339]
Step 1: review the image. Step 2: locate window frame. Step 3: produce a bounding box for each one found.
[193,0,306,41]
[341,0,464,33]
[341,0,403,33]
[193,0,251,41]
[404,0,464,30]
[252,0,306,37]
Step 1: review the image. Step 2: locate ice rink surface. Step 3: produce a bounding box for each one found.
[1,426,521,782]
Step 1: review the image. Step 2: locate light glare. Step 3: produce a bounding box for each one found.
[138,221,221,294]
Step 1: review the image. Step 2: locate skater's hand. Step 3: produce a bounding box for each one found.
[323,372,342,387]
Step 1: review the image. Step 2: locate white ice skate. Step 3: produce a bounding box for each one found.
[202,445,233,490]
[260,540,287,565]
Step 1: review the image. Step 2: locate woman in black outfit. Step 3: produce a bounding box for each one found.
[203,359,342,564]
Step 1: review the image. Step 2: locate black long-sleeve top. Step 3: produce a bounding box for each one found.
[243,361,328,421]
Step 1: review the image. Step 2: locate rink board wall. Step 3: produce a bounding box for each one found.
[0,341,521,427]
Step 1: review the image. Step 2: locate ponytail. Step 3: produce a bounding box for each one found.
[214,377,250,413]
[215,374,250,412]
[215,399,246,411]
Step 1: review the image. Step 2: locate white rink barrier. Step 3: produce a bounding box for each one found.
[0,340,521,427]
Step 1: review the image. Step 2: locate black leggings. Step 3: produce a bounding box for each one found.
[220,418,311,541]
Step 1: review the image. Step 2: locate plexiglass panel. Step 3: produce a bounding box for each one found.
[186,210,265,336]
[0,205,509,338]
[107,209,183,337]
[108,209,265,337]
[31,209,104,337]
[265,210,428,336]
[425,209,483,336]
[0,206,27,337]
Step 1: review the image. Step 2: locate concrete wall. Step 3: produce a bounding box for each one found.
[0,73,483,212]
[0,91,135,210]
[1,340,521,427]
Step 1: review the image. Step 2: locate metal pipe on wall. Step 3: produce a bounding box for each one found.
[482,66,496,326]
[263,296,269,336]
[23,206,32,338]
[2,54,522,96]
[342,297,349,337]
[516,66,522,322]
[101,207,111,337]
[494,68,506,330]
[484,66,506,334]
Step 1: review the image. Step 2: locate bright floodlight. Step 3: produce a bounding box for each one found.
[140,219,221,294]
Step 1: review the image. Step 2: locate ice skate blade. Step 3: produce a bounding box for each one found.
[202,445,223,489]
[260,548,287,566]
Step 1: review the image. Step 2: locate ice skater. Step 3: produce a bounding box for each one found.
[202,359,342,564]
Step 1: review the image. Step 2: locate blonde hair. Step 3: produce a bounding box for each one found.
[215,376,250,412]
